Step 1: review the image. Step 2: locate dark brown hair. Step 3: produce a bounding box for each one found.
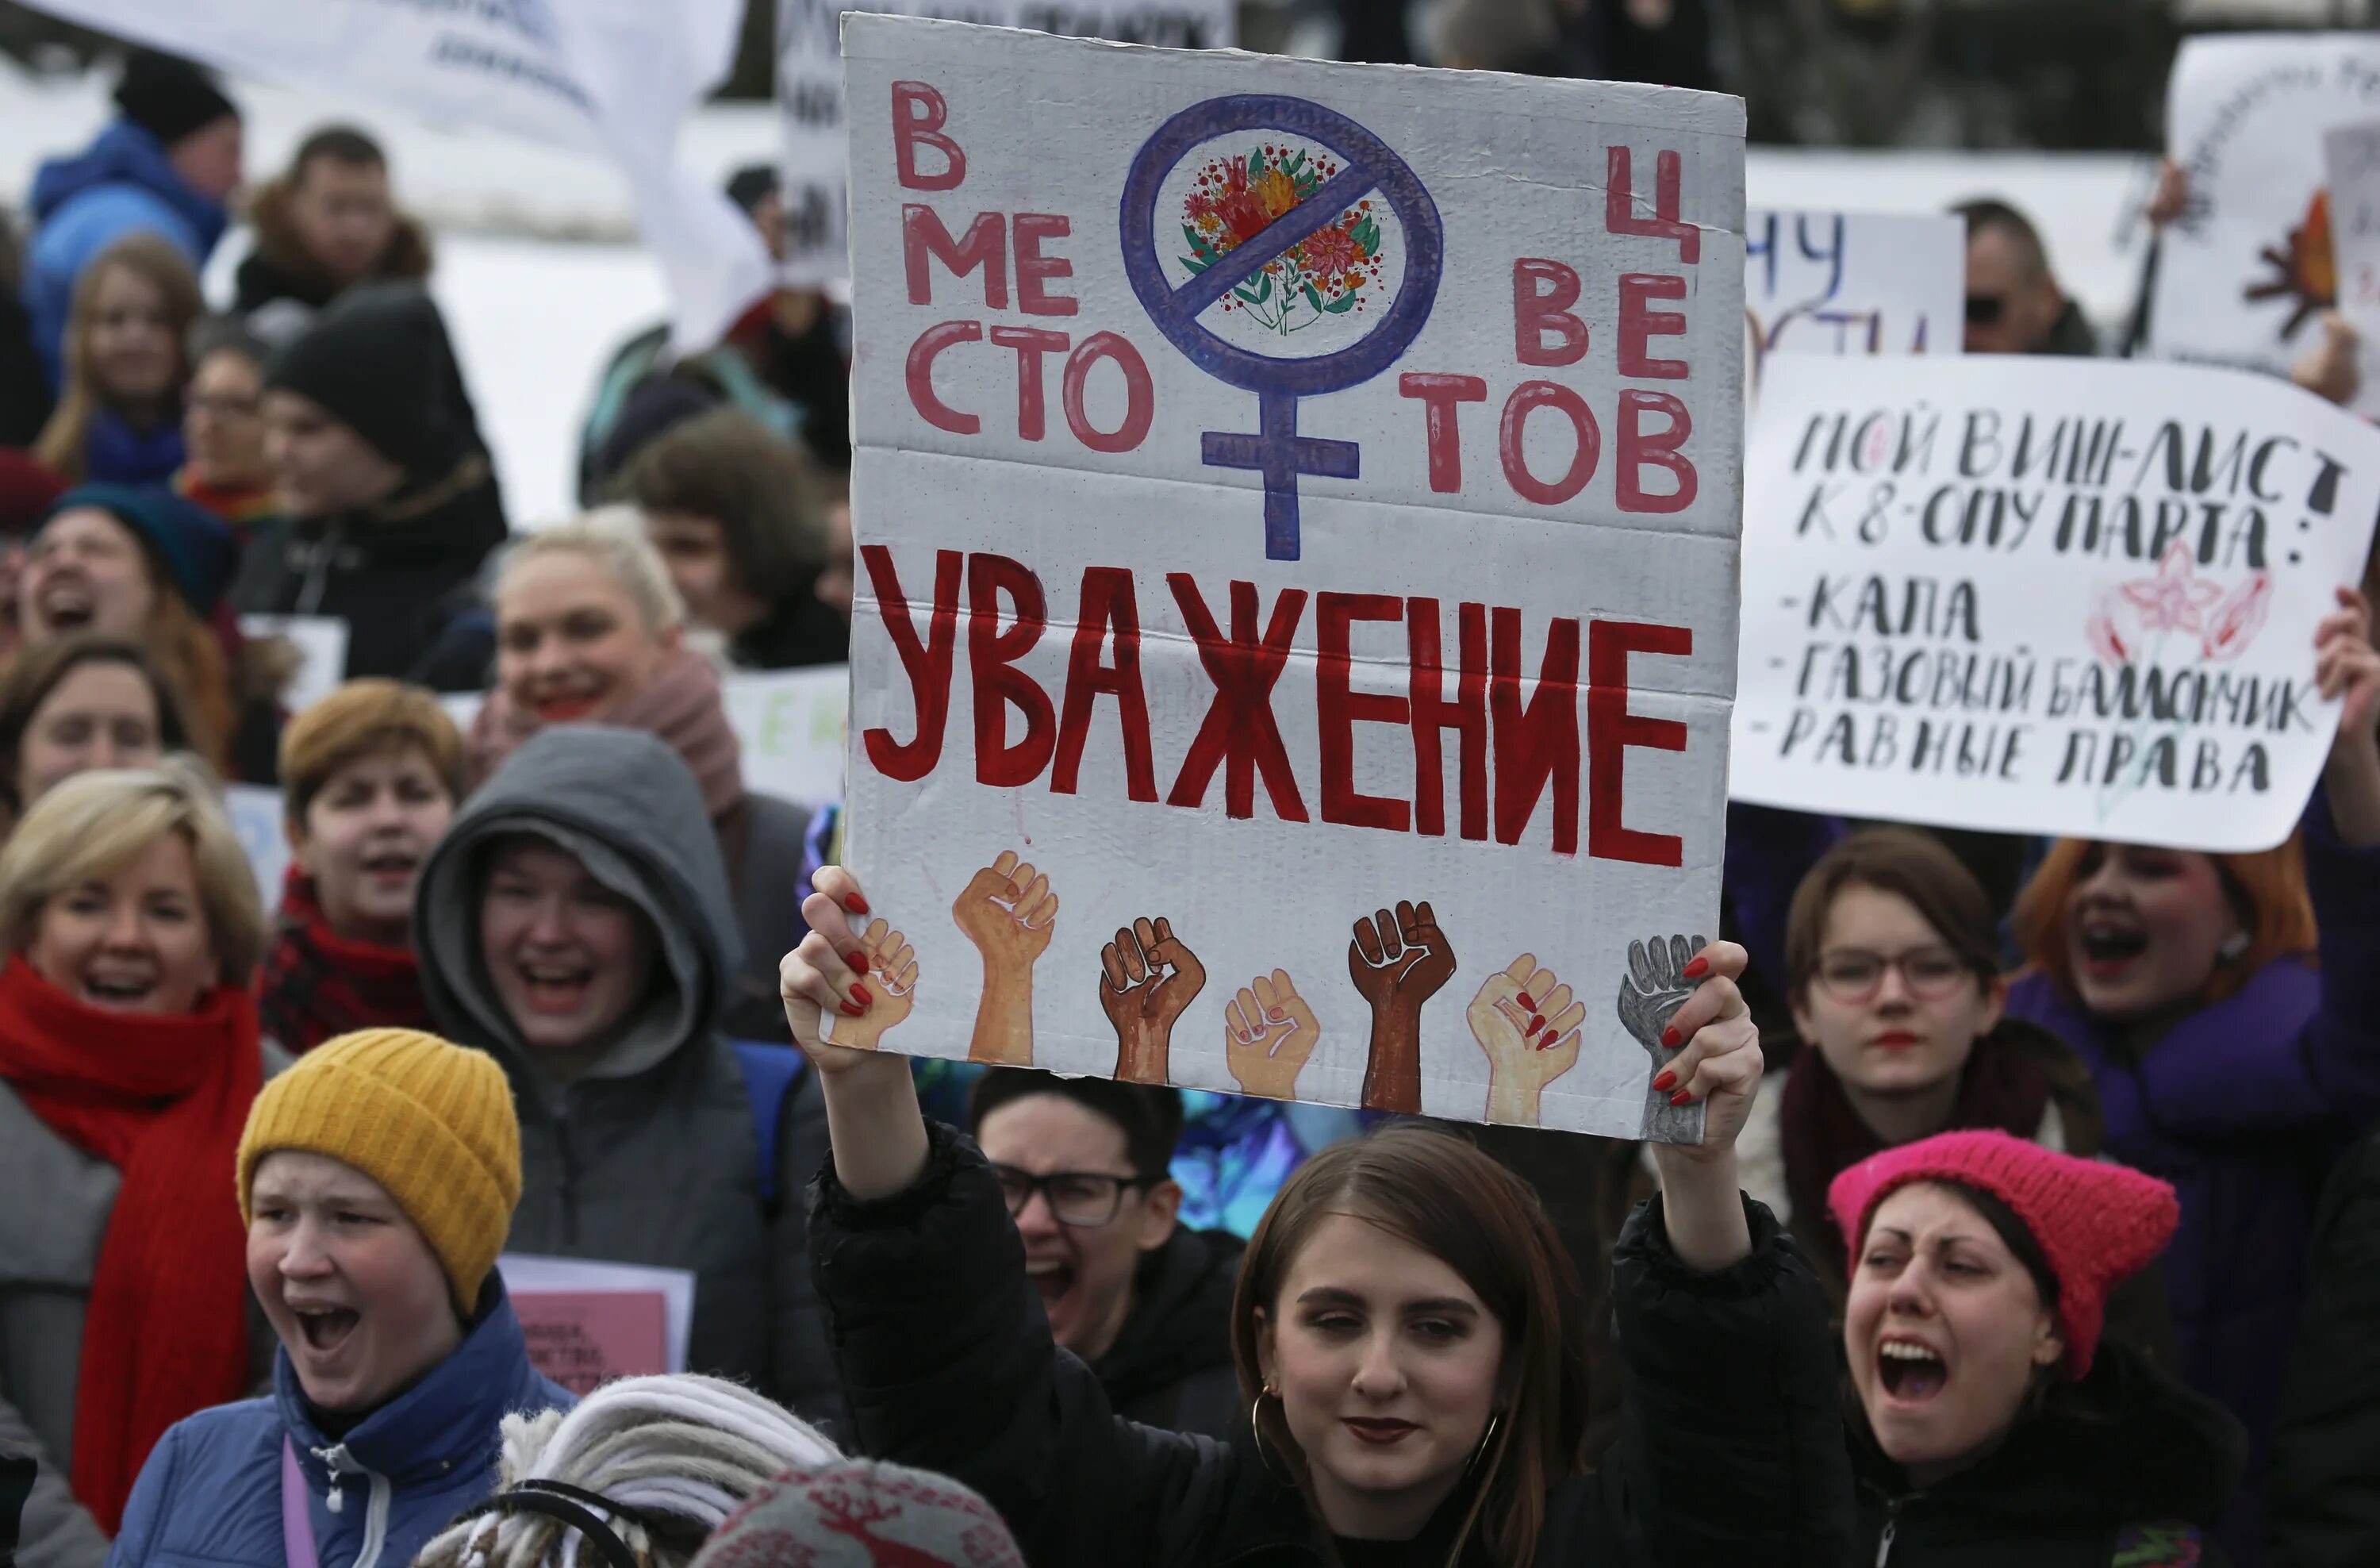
[613,407,831,602]
[1231,1124,1591,1565]
[1783,827,2001,1001]
[0,635,193,816]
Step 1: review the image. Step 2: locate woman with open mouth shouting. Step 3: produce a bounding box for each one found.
[781,867,1853,1567]
[1832,1130,2243,1567]
[109,1027,574,1568]
[2002,585,2380,1556]
[0,760,272,1566]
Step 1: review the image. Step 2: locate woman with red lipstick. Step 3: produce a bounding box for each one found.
[0,760,273,1562]
[470,519,811,1040]
[2002,586,2380,1558]
[781,867,1853,1566]
[1833,1130,2244,1566]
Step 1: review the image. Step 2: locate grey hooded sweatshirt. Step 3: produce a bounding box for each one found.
[414,725,834,1412]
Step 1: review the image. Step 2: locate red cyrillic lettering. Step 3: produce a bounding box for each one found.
[1491,609,1581,854]
[892,82,965,191]
[1052,567,1156,801]
[1606,146,1698,264]
[1499,381,1599,505]
[1587,620,1691,867]
[1512,259,1587,367]
[902,206,1007,308]
[1014,213,1078,317]
[861,545,962,782]
[1618,273,1689,379]
[1165,576,1310,822]
[1317,593,1410,832]
[967,553,1054,786]
[988,326,1069,440]
[1398,373,1487,493]
[1409,598,1488,840]
[1062,332,1154,453]
[1618,388,1697,513]
[904,321,981,434]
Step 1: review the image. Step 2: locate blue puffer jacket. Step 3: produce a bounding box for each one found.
[104,1279,571,1568]
[23,121,228,387]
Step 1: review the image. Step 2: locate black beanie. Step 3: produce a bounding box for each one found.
[265,285,478,477]
[113,51,238,148]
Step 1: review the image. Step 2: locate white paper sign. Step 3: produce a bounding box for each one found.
[2325,121,2380,348]
[239,614,350,716]
[1745,209,1963,396]
[833,19,1745,1139]
[775,0,1235,286]
[2151,34,2380,414]
[28,0,769,350]
[1731,354,2380,852]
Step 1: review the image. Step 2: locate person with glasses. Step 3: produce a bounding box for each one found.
[965,1069,1244,1441]
[171,318,278,531]
[1952,198,2096,358]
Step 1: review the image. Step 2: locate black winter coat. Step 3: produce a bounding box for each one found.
[808,1124,1852,1567]
[229,454,505,690]
[2266,1128,2380,1568]
[1094,1225,1243,1442]
[1852,1341,2244,1567]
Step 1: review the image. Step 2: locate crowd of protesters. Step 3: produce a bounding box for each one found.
[0,40,2373,1568]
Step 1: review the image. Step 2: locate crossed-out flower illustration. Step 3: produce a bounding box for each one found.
[1177,141,1385,334]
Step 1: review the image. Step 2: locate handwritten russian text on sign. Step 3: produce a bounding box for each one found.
[498,1255,693,1392]
[833,18,1745,1139]
[1744,209,1963,395]
[1730,355,2380,852]
[775,0,1235,286]
[2151,34,2380,416]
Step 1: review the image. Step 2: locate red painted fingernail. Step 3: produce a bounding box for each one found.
[1528,1013,1545,1032]
[850,983,873,1005]
[844,893,871,914]
[838,1000,865,1017]
[1268,1008,1288,1021]
[1653,1070,1676,1091]
[1669,1088,1694,1106]
[1682,955,1710,979]
[1660,1025,1681,1047]
[845,951,870,973]
[1516,992,1535,1009]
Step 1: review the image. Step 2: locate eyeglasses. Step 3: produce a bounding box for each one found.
[1813,944,1978,1005]
[1964,294,2006,326]
[186,393,261,421]
[989,1163,1161,1228]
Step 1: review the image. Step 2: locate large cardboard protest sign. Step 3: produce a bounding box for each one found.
[1731,355,2380,852]
[2151,33,2380,415]
[1744,210,1963,396]
[776,0,1235,286]
[832,18,1745,1139]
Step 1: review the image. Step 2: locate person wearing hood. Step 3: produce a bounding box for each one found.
[107,1027,574,1568]
[232,127,433,336]
[23,52,240,390]
[469,521,812,1040]
[415,724,835,1414]
[965,1070,1242,1440]
[234,286,507,693]
[1833,1131,2244,1566]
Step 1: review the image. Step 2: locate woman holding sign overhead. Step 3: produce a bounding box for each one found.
[2004,585,2380,1556]
[778,870,1853,1566]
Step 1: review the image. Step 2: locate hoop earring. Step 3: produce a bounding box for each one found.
[1468,1411,1502,1471]
[2219,930,2251,962]
[1249,1385,1296,1485]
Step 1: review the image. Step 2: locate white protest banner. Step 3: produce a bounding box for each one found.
[1744,209,1963,396]
[2151,33,2380,415]
[1730,354,2380,852]
[775,0,1235,286]
[239,614,349,716]
[832,18,1744,1139]
[2325,121,2380,349]
[27,0,769,350]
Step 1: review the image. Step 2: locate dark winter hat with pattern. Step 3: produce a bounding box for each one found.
[1828,1128,2179,1380]
[688,1458,1024,1568]
[39,483,236,617]
[113,50,238,148]
[266,284,478,478]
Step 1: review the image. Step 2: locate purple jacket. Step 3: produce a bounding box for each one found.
[2006,791,2380,1562]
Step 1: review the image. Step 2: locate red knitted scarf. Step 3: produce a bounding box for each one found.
[0,961,260,1529]
[257,870,429,1053]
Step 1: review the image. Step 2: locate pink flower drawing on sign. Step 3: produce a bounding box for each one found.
[2086,542,2272,666]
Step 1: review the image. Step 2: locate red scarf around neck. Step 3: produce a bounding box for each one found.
[0,959,262,1531]
[1779,1034,2050,1270]
[257,869,429,1053]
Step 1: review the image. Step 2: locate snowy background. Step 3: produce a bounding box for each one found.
[0,58,2164,525]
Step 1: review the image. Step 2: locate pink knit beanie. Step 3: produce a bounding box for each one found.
[1827,1129,2178,1379]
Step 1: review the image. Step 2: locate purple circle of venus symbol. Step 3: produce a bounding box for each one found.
[1119,94,1444,559]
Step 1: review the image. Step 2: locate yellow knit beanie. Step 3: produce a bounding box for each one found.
[236,1028,521,1309]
